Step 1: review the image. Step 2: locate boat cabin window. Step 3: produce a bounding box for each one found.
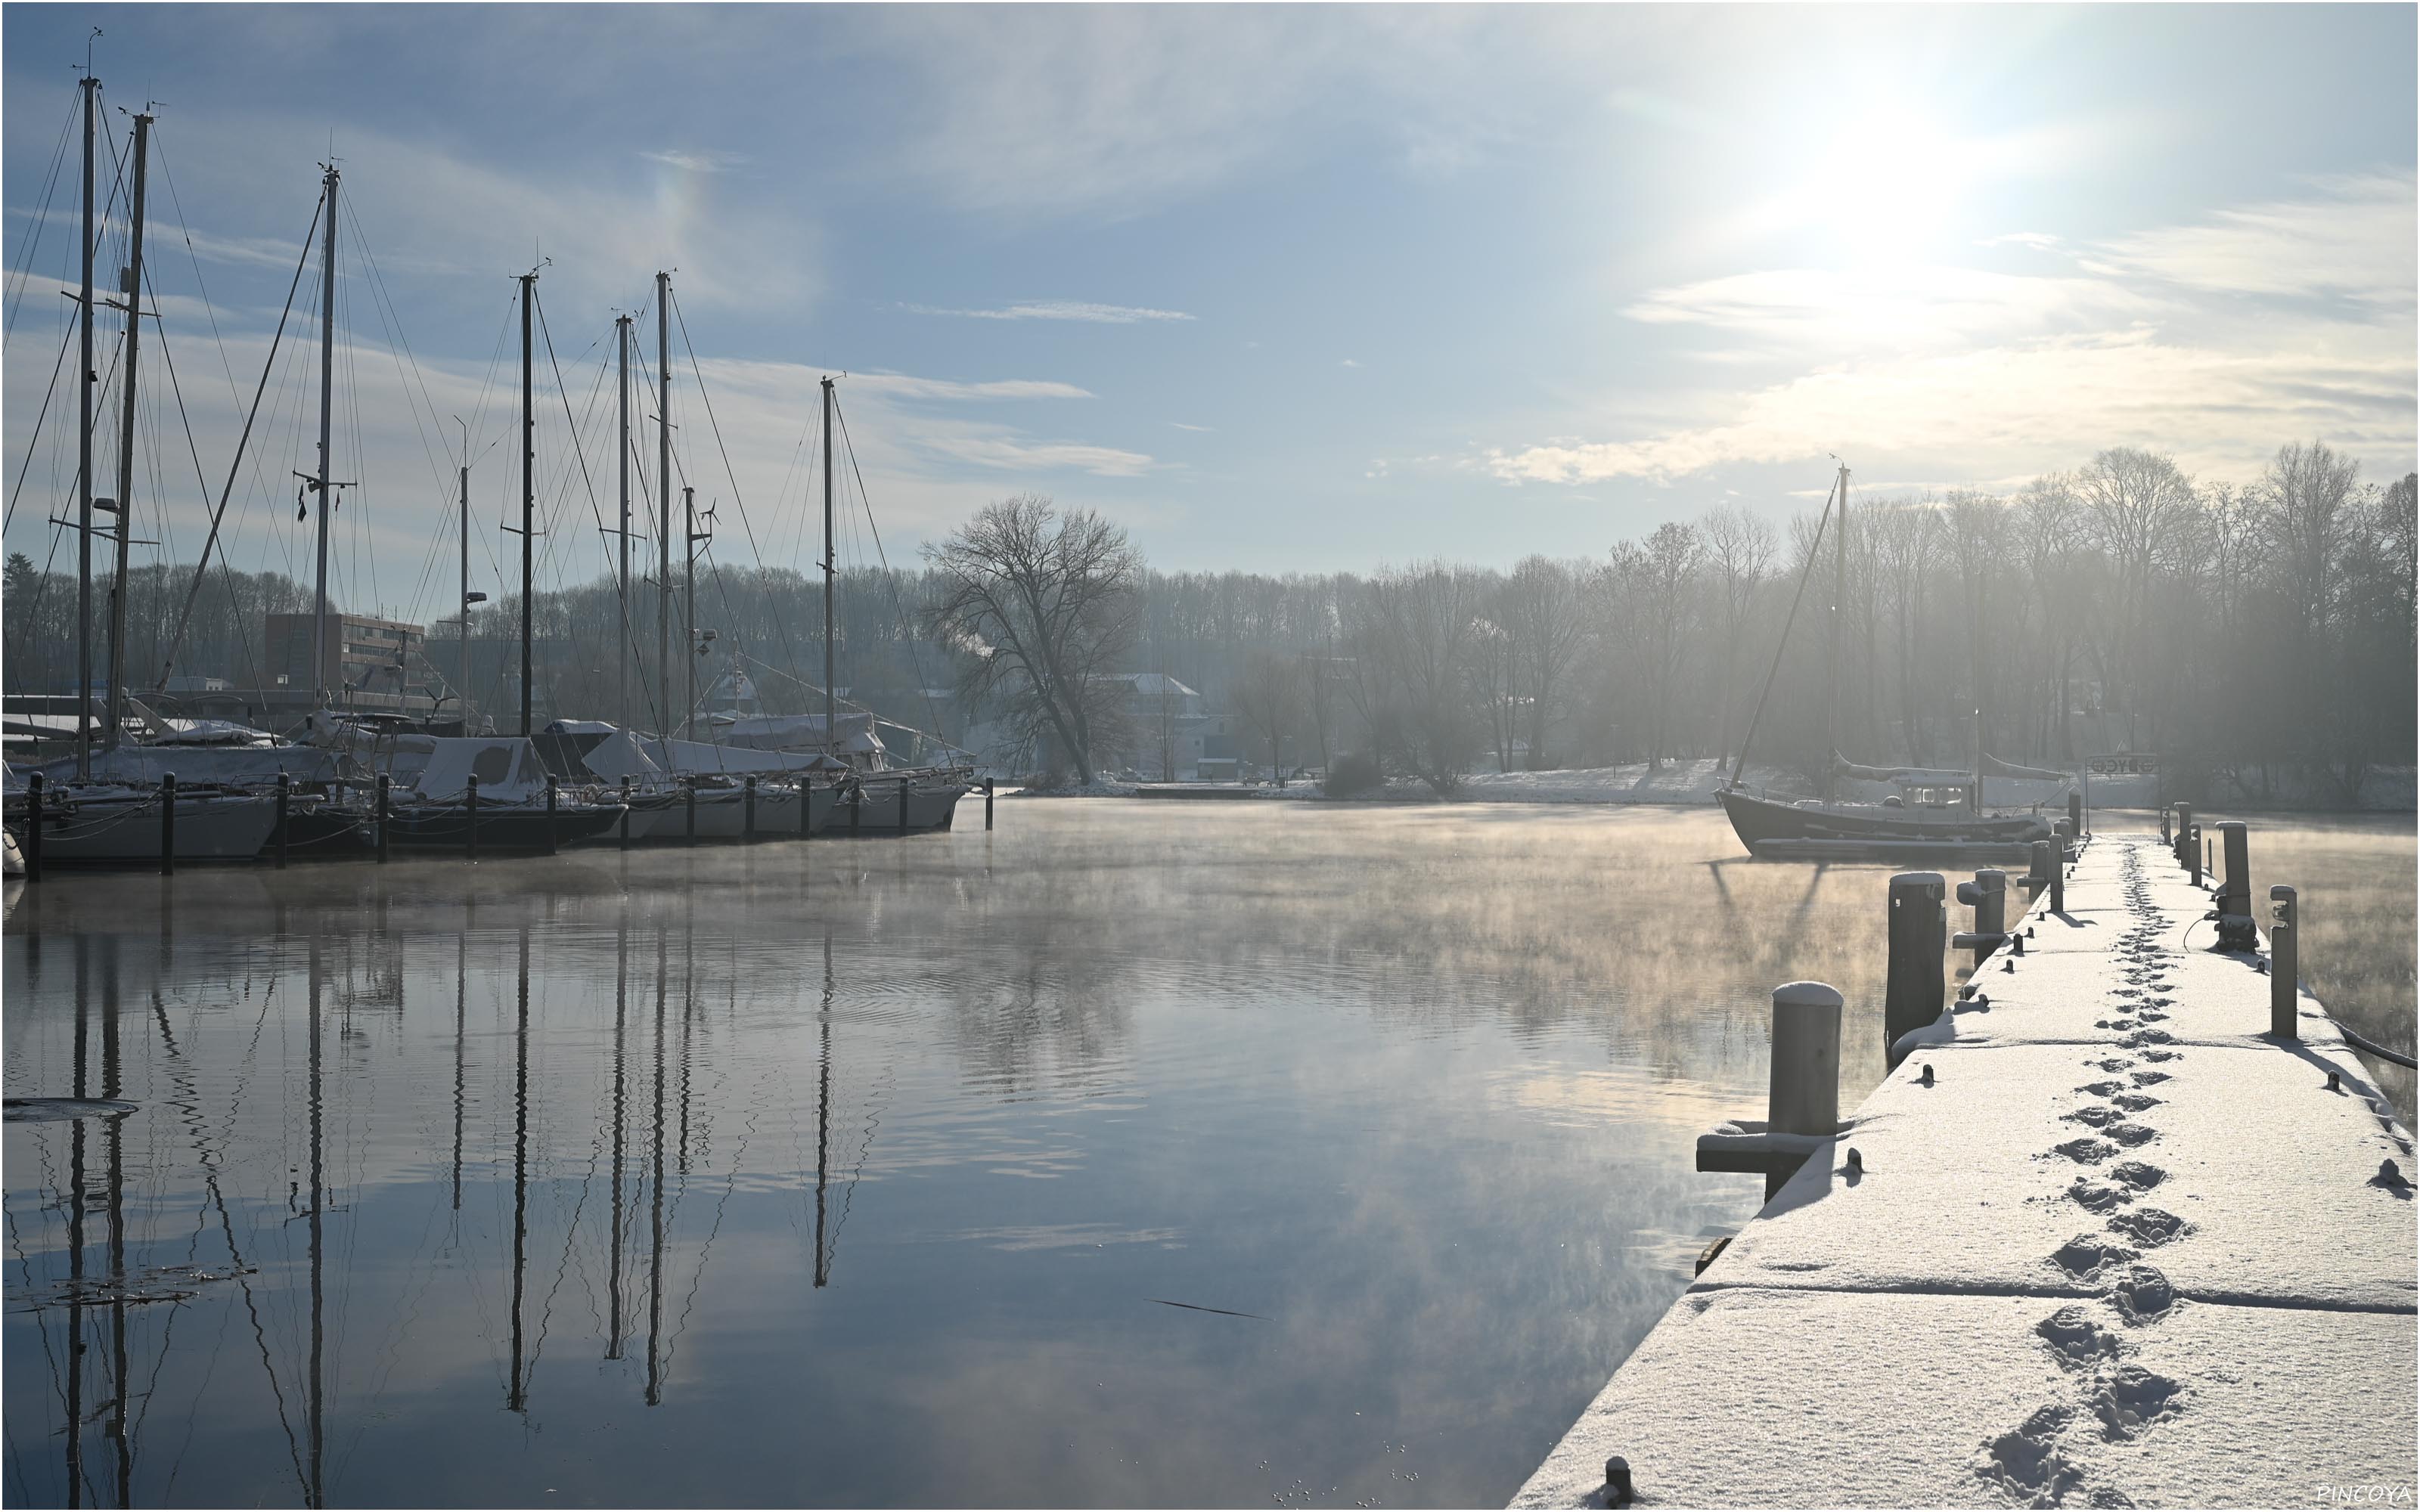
[1901,783,1971,807]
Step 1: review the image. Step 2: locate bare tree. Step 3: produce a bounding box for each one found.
[1501,555,1590,770]
[1349,563,1485,794]
[2079,447,2195,744]
[1868,500,1939,763]
[1699,509,1773,771]
[2260,440,2362,644]
[1232,649,1302,785]
[1638,520,1703,769]
[924,494,1142,786]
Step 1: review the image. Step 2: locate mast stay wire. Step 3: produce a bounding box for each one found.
[532,289,662,734]
[833,391,945,739]
[1,82,83,348]
[666,284,808,697]
[2,321,81,533]
[151,191,322,689]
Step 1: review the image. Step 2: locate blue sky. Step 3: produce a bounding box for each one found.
[5,5,2414,624]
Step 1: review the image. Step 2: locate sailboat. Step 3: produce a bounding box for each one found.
[1716,463,2062,860]
[2,85,284,863]
[808,376,971,833]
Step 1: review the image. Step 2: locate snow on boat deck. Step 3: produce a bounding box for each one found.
[1516,831,2418,1509]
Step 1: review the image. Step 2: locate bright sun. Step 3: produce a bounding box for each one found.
[1804,107,1969,263]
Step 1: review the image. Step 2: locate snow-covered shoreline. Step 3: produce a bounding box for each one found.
[1011,760,2416,812]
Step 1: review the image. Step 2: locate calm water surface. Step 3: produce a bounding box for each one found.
[3,802,2408,1507]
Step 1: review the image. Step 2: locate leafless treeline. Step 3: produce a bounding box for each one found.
[1146,445,2415,798]
[8,442,2411,803]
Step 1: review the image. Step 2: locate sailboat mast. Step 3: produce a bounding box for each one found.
[518,271,535,736]
[458,432,470,732]
[104,113,150,753]
[821,376,835,756]
[75,74,97,779]
[681,486,695,740]
[312,166,337,709]
[656,272,672,739]
[1824,461,1848,801]
[616,314,631,730]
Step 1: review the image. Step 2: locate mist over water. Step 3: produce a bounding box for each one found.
[5,803,2408,1507]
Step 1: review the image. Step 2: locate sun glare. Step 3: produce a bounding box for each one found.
[1804,107,1968,264]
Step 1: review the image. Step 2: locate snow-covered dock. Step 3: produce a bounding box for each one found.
[1516,831,2418,1509]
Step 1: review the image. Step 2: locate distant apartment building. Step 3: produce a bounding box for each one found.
[265,612,427,698]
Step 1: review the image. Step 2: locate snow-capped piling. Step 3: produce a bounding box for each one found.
[1769,981,1842,1142]
[2050,823,2071,912]
[2270,885,2299,1039]
[2024,838,2055,899]
[2216,822,2254,948]
[2068,789,2083,839]
[1952,867,2007,966]
[1884,873,1945,1069]
[1696,982,1848,1199]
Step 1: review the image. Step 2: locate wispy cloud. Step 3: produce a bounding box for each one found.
[1338,358,1360,368]
[904,300,1195,324]
[1976,231,2062,250]
[641,149,745,175]
[1169,421,1214,432]
[1485,174,2418,489]
[2077,169,2415,310]
[1487,326,2412,486]
[919,434,1156,478]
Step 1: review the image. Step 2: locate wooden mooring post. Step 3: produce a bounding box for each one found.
[985,776,995,831]
[1883,872,1944,1069]
[1696,981,1844,1201]
[23,773,41,882]
[2049,821,2070,912]
[160,773,176,875]
[2269,885,2298,1039]
[898,776,911,836]
[376,773,391,863]
[466,775,480,861]
[743,775,757,843]
[1952,867,2006,968]
[275,773,290,870]
[2173,801,2193,869]
[2215,820,2255,948]
[544,776,559,857]
[2023,838,2054,899]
